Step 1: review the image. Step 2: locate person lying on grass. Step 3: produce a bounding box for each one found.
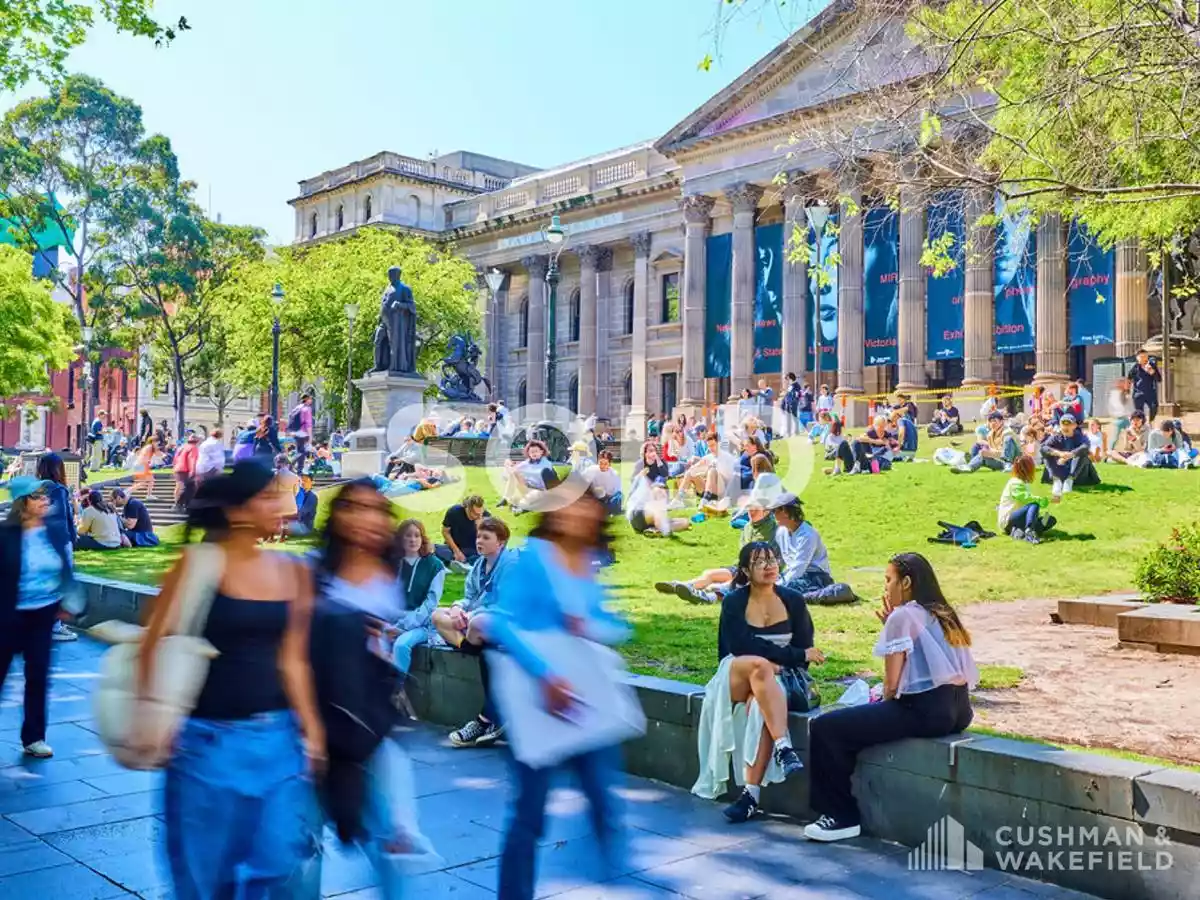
[996,454,1057,545]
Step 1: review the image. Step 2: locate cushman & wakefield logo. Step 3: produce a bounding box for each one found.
[909,816,1174,874]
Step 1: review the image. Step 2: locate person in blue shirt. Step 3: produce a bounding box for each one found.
[0,476,76,758]
[285,473,319,537]
[487,488,631,900]
[35,454,78,642]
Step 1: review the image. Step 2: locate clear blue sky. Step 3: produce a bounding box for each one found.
[7,0,825,244]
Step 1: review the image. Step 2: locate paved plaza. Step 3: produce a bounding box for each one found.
[0,638,1101,900]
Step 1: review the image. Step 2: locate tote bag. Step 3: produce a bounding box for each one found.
[487,630,646,769]
[92,543,224,770]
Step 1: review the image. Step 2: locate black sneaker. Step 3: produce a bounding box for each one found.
[475,721,505,746]
[449,718,488,747]
[774,744,804,779]
[1044,515,1058,531]
[804,814,861,842]
[722,788,761,823]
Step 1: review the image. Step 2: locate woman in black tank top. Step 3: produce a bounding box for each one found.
[137,462,324,899]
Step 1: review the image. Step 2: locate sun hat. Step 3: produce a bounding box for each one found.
[735,473,785,516]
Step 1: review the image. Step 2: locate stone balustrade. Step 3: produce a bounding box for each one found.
[297,150,506,198]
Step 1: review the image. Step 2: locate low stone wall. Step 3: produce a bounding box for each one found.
[408,645,1199,900]
[78,579,1199,899]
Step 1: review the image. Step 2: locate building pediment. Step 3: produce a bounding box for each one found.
[656,1,929,155]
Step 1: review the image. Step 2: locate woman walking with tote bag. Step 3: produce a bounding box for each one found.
[134,461,326,899]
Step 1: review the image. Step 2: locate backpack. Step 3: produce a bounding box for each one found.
[287,406,303,433]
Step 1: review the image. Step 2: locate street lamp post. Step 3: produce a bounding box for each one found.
[484,267,505,398]
[541,215,567,405]
[344,302,358,429]
[804,204,831,397]
[270,283,284,423]
[80,325,94,466]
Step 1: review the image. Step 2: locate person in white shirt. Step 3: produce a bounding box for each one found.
[195,428,227,483]
[771,495,833,593]
[583,450,623,516]
[815,384,835,415]
[499,440,556,512]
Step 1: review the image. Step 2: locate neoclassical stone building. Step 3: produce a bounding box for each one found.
[291,4,1170,431]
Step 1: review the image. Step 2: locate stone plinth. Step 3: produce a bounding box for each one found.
[1117,603,1200,654]
[1057,595,1146,628]
[354,371,428,430]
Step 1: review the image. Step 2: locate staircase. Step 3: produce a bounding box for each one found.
[134,471,346,528]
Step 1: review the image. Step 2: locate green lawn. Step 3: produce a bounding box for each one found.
[73,440,1197,691]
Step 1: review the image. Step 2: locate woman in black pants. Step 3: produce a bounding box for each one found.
[804,552,977,842]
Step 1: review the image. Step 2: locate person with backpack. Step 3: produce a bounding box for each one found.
[133,462,325,897]
[779,373,802,436]
[288,394,315,472]
[0,476,78,757]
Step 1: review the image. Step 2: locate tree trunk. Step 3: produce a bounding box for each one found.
[173,354,187,438]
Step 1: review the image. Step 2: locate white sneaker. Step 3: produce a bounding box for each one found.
[1051,479,1063,500]
[449,559,472,575]
[51,621,78,642]
[1010,528,1025,541]
[667,498,686,511]
[804,815,861,842]
[1062,478,1074,494]
[23,741,53,759]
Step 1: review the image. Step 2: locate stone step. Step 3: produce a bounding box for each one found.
[1117,602,1200,654]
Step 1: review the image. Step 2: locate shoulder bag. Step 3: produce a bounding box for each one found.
[92,543,224,770]
[779,666,821,713]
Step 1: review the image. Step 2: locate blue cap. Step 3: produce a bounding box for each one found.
[7,476,51,502]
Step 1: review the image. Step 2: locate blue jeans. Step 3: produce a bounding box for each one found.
[500,744,624,900]
[602,492,623,518]
[165,711,320,900]
[1005,502,1046,534]
[391,629,428,675]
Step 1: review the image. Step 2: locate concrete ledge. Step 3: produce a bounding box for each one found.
[75,574,157,628]
[1134,767,1200,834]
[1058,595,1147,628]
[1117,604,1200,653]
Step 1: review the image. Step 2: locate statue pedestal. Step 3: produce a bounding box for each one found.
[344,372,429,477]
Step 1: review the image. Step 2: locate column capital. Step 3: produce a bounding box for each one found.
[595,246,613,272]
[836,160,871,194]
[576,244,605,270]
[521,254,548,280]
[632,231,653,258]
[725,182,764,214]
[782,173,820,208]
[681,194,715,225]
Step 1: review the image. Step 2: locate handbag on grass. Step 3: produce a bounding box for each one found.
[780,666,821,713]
[92,543,224,770]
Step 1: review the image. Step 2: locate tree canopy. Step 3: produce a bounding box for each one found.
[0,1,187,90]
[215,228,480,426]
[0,244,76,398]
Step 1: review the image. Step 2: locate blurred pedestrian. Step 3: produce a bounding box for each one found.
[136,462,325,897]
[488,487,632,900]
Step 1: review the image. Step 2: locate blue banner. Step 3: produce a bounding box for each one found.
[863,208,899,366]
[806,216,838,372]
[753,223,784,374]
[704,232,732,378]
[925,191,965,361]
[993,202,1037,354]
[1067,222,1115,346]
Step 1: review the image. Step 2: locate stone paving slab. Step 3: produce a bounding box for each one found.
[0,638,1108,900]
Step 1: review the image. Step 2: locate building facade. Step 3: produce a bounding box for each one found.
[290,4,1175,432]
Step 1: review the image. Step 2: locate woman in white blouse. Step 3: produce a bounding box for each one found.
[804,552,977,843]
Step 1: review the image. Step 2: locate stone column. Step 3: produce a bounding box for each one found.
[781,181,809,383]
[836,180,866,423]
[522,254,547,405]
[1115,238,1149,358]
[576,245,601,417]
[1034,213,1069,388]
[727,183,763,396]
[897,189,927,391]
[962,189,995,386]
[681,195,715,408]
[595,248,613,419]
[629,232,653,437]
[475,270,497,398]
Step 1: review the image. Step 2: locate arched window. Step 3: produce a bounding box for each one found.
[568,374,580,414]
[407,194,422,226]
[364,195,372,222]
[623,370,633,407]
[309,213,318,238]
[569,289,581,342]
[518,297,529,348]
[623,280,635,335]
[336,205,344,230]
[517,379,527,409]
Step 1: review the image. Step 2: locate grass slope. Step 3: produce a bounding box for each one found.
[74,440,1196,690]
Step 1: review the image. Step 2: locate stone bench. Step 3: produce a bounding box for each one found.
[1118,603,1200,654]
[408,644,1199,900]
[1057,595,1147,627]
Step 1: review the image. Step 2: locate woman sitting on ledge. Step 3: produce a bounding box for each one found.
[692,541,824,823]
[804,552,977,843]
